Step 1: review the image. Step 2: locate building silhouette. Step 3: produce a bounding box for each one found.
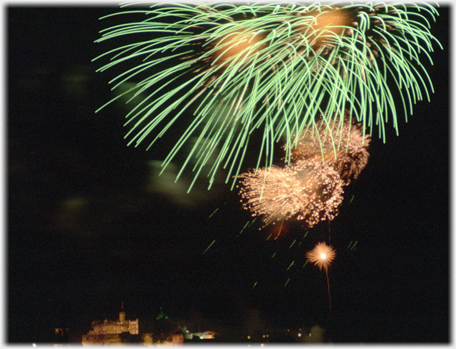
[54,327,69,344]
[81,307,139,346]
[80,305,223,345]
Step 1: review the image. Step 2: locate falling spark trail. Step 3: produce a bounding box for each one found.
[275,219,285,239]
[237,221,250,237]
[289,239,296,249]
[203,240,216,254]
[206,208,219,220]
[286,261,295,271]
[326,267,333,342]
[248,218,257,227]
[348,240,358,250]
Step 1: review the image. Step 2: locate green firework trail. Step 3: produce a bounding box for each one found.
[94,2,442,191]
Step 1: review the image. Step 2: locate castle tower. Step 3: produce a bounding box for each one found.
[119,301,126,322]
[55,327,69,343]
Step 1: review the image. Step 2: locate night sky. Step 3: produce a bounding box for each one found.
[7,3,450,344]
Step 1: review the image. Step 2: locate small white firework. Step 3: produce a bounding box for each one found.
[306,242,336,272]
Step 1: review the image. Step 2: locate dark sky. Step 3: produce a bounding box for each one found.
[7,4,450,344]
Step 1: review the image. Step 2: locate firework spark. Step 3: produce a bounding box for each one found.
[237,158,344,228]
[306,242,336,272]
[94,3,441,190]
[288,112,371,184]
[238,111,370,229]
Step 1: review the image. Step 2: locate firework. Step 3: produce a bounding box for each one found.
[306,241,336,272]
[288,111,371,184]
[94,3,441,190]
[306,241,336,340]
[238,111,370,228]
[237,158,344,228]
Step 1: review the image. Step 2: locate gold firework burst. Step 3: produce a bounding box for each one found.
[287,111,371,185]
[306,242,336,272]
[237,159,344,228]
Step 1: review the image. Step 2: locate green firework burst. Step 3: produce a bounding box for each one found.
[93,2,441,191]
